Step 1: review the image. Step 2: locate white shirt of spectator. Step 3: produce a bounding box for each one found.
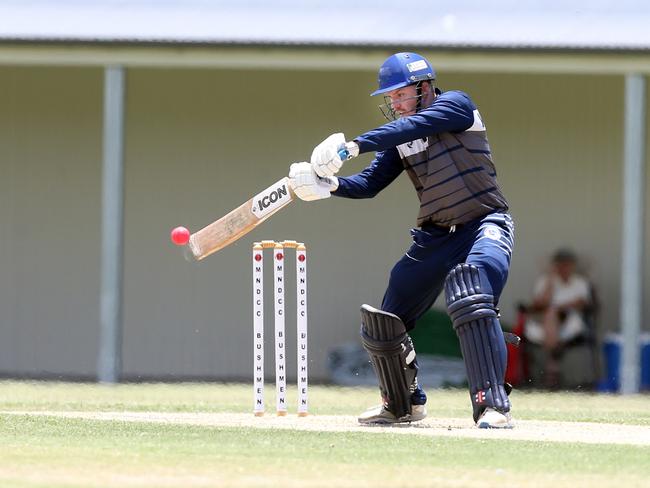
[533,274,590,308]
[525,274,591,344]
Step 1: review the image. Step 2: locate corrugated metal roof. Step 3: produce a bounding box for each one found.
[1,0,650,51]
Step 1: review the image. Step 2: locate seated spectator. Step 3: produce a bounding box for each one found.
[522,248,596,389]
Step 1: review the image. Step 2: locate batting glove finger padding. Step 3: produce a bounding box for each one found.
[289,162,337,201]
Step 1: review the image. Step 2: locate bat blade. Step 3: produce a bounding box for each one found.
[186,177,295,261]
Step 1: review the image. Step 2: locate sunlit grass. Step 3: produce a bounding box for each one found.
[1,381,649,488]
[1,380,648,425]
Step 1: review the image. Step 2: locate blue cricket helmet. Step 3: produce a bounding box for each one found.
[371,52,436,96]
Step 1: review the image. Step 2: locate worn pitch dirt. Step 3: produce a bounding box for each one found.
[8,411,650,446]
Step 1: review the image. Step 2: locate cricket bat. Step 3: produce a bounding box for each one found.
[184,177,295,261]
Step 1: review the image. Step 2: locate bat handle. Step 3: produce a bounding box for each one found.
[338,146,350,161]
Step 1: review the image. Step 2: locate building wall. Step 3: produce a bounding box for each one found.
[0,65,647,381]
[0,67,103,376]
[449,72,629,341]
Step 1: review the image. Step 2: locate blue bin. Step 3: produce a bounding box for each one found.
[641,334,650,390]
[599,333,650,392]
[598,333,621,392]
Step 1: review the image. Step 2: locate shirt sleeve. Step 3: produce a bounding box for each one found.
[333,147,404,199]
[354,91,476,154]
[532,276,549,299]
[574,276,591,302]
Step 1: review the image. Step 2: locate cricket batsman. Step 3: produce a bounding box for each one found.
[288,52,515,428]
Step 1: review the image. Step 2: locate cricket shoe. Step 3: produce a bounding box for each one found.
[358,404,427,425]
[476,407,514,429]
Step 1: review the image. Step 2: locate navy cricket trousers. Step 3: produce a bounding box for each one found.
[381,212,515,331]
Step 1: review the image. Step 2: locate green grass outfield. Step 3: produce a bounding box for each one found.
[1,381,649,488]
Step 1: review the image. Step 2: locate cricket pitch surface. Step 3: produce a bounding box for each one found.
[9,411,650,446]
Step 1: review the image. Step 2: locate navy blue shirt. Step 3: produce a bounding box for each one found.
[333,90,508,226]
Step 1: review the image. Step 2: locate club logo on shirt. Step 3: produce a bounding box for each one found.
[483,225,502,240]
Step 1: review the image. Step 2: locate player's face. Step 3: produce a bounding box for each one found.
[386,86,420,117]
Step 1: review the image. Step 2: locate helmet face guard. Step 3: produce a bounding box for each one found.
[378,84,426,121]
[372,52,436,121]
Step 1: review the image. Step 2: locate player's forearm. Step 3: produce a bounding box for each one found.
[333,171,396,198]
[332,149,403,198]
[333,176,382,198]
[354,97,474,153]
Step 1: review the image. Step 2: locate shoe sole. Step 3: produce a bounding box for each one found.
[358,418,397,425]
[358,414,427,425]
[477,421,514,429]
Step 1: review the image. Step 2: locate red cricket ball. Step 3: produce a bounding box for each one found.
[170,226,190,246]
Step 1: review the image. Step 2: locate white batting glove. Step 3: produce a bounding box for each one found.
[311,133,359,177]
[288,162,338,202]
